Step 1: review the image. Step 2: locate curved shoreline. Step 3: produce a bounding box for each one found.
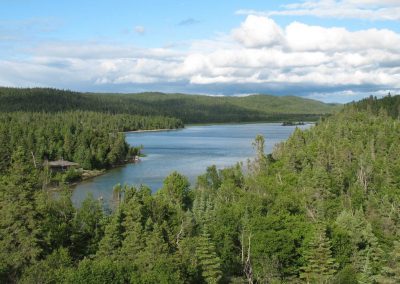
[124,127,182,134]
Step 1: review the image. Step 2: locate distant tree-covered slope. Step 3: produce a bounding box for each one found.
[353,94,400,119]
[0,87,340,123]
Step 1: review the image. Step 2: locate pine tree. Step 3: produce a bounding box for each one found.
[300,226,337,283]
[196,229,222,284]
[96,208,124,259]
[375,241,400,283]
[0,147,41,282]
[70,194,104,258]
[358,249,374,284]
[354,222,383,280]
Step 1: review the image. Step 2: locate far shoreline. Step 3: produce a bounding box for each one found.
[186,121,316,127]
[70,122,314,193]
[124,128,182,134]
[124,121,318,132]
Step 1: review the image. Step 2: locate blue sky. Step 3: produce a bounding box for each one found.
[1,0,400,102]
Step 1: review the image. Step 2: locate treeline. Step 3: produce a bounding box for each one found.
[0,87,338,123]
[1,96,399,283]
[354,94,400,119]
[0,111,183,171]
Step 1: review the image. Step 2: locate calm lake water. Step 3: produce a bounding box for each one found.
[72,123,310,204]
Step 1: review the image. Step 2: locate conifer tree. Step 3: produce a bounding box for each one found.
[96,208,124,259]
[71,194,104,258]
[375,241,400,283]
[0,147,41,282]
[354,223,383,279]
[196,229,222,284]
[358,249,375,284]
[300,226,337,283]
[160,171,190,209]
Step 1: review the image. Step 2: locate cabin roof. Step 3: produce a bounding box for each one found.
[45,160,79,167]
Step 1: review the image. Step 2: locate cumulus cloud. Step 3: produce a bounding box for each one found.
[1,14,400,102]
[237,0,400,21]
[232,15,285,48]
[285,22,400,52]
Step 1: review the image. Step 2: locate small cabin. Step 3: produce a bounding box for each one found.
[44,160,80,171]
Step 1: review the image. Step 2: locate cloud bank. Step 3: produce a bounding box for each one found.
[1,13,400,102]
[237,0,400,21]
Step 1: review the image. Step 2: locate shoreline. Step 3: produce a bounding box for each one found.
[186,121,316,127]
[55,160,142,192]
[124,121,317,131]
[70,122,314,192]
[124,128,182,134]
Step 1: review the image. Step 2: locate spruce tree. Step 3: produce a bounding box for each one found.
[0,147,41,282]
[300,226,337,283]
[354,222,383,280]
[375,241,400,283]
[96,209,124,259]
[196,229,222,284]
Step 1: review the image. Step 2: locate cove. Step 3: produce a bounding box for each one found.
[72,123,310,205]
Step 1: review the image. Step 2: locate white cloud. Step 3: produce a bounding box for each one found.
[285,22,400,52]
[1,14,400,102]
[232,15,285,48]
[237,0,400,21]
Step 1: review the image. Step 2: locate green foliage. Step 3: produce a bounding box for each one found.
[300,226,337,283]
[332,265,358,284]
[0,111,182,172]
[0,87,338,123]
[353,93,400,119]
[62,168,82,183]
[36,188,75,253]
[0,147,41,282]
[196,230,222,284]
[65,257,129,284]
[376,240,400,283]
[19,248,73,284]
[1,94,400,283]
[71,194,105,259]
[159,171,191,209]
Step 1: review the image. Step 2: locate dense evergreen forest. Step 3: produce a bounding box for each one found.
[0,87,338,123]
[0,111,183,173]
[354,94,400,119]
[1,95,399,283]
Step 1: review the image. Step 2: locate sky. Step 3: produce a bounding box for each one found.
[1,0,400,103]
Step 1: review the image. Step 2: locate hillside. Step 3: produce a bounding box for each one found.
[0,87,339,123]
[353,94,400,119]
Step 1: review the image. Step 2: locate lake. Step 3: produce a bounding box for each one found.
[72,123,310,205]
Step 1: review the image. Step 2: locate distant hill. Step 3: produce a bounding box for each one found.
[0,87,340,123]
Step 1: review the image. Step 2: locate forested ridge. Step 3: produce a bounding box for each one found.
[0,95,399,283]
[0,87,339,123]
[354,94,400,119]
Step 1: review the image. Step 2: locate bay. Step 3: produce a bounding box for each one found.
[72,123,310,205]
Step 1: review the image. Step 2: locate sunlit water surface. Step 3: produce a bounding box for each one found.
[72,123,310,205]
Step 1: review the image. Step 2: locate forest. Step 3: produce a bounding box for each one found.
[0,111,183,185]
[0,94,399,283]
[0,87,338,123]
